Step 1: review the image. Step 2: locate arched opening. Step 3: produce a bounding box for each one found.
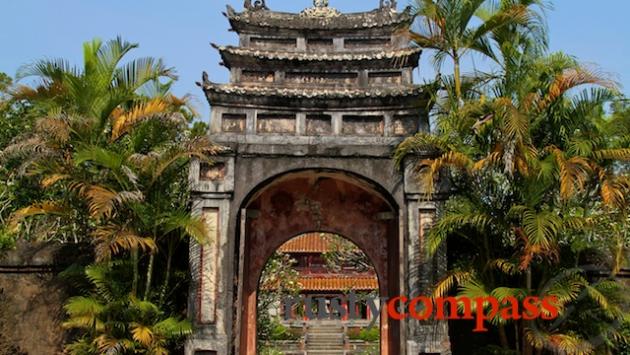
[257,233,381,354]
[236,170,400,355]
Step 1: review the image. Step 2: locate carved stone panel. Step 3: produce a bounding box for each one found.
[198,208,220,324]
[392,115,419,136]
[249,37,297,49]
[256,113,296,134]
[305,114,333,136]
[342,115,385,136]
[200,163,226,182]
[369,71,403,85]
[221,113,247,133]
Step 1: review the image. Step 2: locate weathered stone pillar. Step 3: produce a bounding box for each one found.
[404,158,451,355]
[186,157,235,355]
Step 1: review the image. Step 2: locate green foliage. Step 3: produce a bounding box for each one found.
[0,39,218,354]
[62,262,192,354]
[268,320,298,341]
[257,251,300,347]
[0,227,17,251]
[323,234,374,273]
[258,346,284,355]
[349,327,380,342]
[400,2,630,354]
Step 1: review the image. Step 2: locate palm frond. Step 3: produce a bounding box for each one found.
[110,98,172,141]
[394,132,453,168]
[8,202,68,232]
[517,207,561,249]
[91,225,156,262]
[35,117,71,144]
[85,185,143,219]
[488,259,521,276]
[427,209,492,256]
[433,269,473,298]
[113,57,176,93]
[16,58,79,82]
[525,328,594,355]
[131,323,154,347]
[159,211,209,244]
[591,148,630,161]
[153,318,192,339]
[74,146,125,171]
[540,66,618,111]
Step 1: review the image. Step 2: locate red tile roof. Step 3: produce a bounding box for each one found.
[279,233,337,253]
[297,276,378,291]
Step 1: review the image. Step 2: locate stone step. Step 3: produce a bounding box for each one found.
[307,327,344,333]
[307,333,343,339]
[307,340,344,344]
[306,344,345,350]
[306,343,344,348]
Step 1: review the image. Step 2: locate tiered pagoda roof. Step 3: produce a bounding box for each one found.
[213,45,422,70]
[225,1,410,32]
[201,0,428,142]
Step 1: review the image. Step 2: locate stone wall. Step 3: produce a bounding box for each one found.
[0,242,85,355]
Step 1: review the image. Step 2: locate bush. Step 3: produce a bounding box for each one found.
[269,319,299,341]
[349,327,380,342]
[0,228,16,251]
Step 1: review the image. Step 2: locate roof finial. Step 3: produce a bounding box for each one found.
[380,0,397,9]
[301,0,339,17]
[244,0,268,11]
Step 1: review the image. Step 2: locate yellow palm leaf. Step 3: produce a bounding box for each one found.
[8,202,67,232]
[131,324,154,347]
[419,151,473,195]
[35,117,71,143]
[85,185,143,219]
[41,174,71,188]
[432,270,473,298]
[91,225,156,261]
[110,98,169,141]
[540,67,617,111]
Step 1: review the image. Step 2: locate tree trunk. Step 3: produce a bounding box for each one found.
[523,267,534,355]
[158,239,174,306]
[522,320,534,355]
[131,248,139,297]
[498,325,510,349]
[454,53,462,101]
[144,252,155,301]
[515,322,520,354]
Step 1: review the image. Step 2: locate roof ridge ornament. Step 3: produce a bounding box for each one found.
[380,0,397,10]
[300,0,341,17]
[244,0,268,11]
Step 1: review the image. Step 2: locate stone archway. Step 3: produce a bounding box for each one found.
[237,170,400,355]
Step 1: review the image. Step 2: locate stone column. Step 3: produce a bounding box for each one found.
[186,157,236,355]
[403,157,452,355]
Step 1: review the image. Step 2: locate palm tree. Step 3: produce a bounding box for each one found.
[3,37,220,340]
[408,0,546,100]
[62,262,192,355]
[396,38,630,355]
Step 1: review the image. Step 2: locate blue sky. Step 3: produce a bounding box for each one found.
[1,0,628,119]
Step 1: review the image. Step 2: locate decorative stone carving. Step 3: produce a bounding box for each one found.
[244,0,267,11]
[380,0,397,9]
[300,0,340,17]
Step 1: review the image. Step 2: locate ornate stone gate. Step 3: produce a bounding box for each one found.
[186,1,451,354]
